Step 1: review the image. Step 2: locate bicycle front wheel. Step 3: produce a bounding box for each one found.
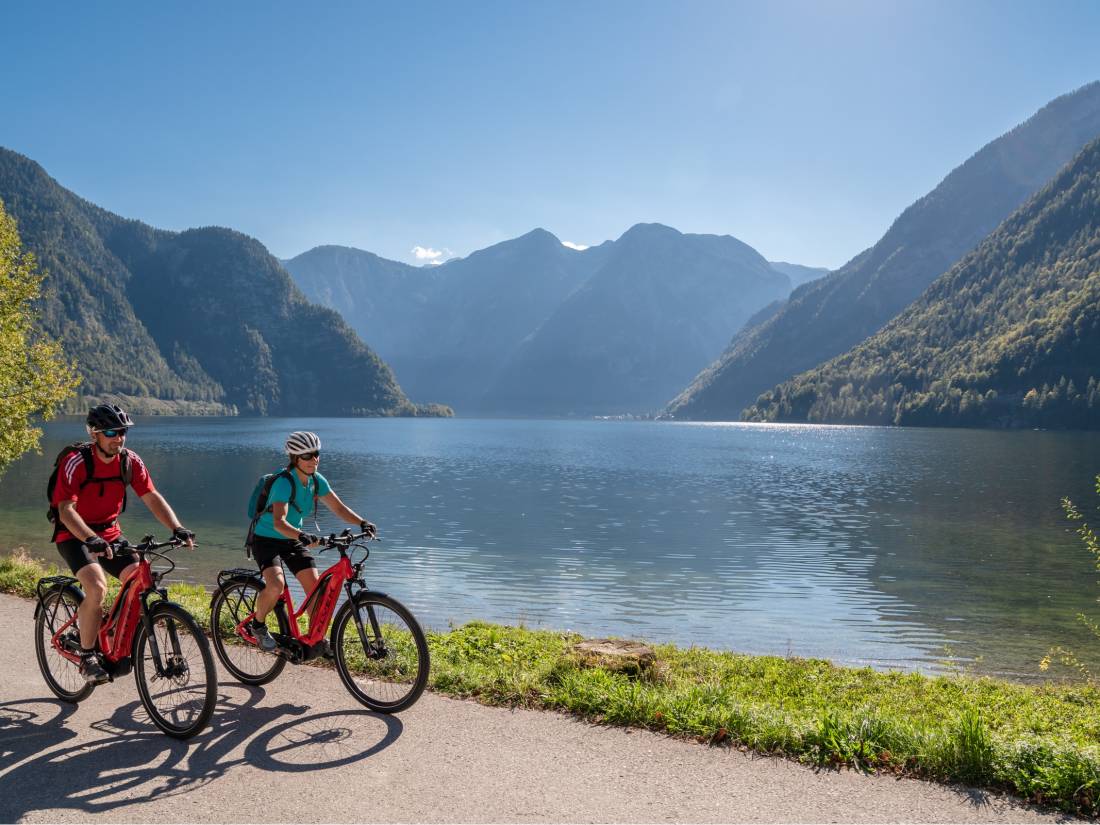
[332,593,429,713]
[210,579,287,685]
[133,602,216,739]
[34,586,93,703]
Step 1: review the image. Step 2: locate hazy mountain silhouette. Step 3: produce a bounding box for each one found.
[289,224,791,415]
[768,261,828,288]
[485,223,791,415]
[287,228,603,410]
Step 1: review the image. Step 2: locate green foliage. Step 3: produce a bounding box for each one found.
[745,135,1100,429]
[6,549,1099,813]
[1042,475,1100,680]
[0,199,78,476]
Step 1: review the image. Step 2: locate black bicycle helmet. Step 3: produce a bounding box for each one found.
[86,404,134,432]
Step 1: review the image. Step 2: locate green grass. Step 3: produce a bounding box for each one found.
[4,548,1099,815]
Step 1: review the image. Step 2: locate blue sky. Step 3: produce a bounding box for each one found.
[4,1,1099,269]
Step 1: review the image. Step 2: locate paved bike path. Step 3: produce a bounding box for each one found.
[0,592,1078,823]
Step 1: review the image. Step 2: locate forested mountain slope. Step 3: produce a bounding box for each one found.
[745,136,1100,429]
[0,148,438,416]
[666,81,1100,420]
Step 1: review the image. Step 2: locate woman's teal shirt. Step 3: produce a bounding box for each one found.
[252,470,332,539]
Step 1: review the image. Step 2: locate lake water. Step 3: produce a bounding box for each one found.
[3,417,1099,681]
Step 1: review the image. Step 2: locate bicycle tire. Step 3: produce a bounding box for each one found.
[331,592,430,713]
[210,579,288,685]
[133,601,216,739]
[34,585,94,703]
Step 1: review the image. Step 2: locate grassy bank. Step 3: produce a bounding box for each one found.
[3,549,1098,816]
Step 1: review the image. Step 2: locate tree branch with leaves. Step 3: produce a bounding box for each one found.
[0,198,79,476]
[1041,475,1100,681]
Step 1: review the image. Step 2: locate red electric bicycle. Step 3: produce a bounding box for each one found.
[33,535,217,739]
[210,529,429,713]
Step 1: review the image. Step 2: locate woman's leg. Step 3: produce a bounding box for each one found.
[255,565,286,621]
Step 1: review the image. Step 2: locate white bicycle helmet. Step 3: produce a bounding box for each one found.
[285,431,322,456]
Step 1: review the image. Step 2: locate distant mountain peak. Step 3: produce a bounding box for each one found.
[619,222,682,242]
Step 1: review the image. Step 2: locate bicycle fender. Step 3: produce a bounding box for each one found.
[352,589,391,602]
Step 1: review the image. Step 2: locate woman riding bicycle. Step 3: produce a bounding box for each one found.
[249,431,375,651]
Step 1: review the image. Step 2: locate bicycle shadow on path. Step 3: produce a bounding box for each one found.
[0,682,402,821]
[0,698,81,773]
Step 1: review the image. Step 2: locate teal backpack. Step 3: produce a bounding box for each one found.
[244,469,318,557]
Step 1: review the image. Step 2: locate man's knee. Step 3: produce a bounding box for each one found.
[77,570,107,603]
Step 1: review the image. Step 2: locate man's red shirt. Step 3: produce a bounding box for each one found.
[52,448,155,543]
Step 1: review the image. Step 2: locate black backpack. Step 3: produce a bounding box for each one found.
[244,469,318,557]
[46,442,132,540]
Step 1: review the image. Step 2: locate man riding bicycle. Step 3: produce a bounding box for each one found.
[50,404,195,684]
[249,431,376,652]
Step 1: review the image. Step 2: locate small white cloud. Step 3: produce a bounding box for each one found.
[561,240,589,251]
[411,245,453,265]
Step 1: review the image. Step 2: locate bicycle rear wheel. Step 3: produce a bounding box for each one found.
[134,602,216,739]
[210,579,287,685]
[34,585,93,703]
[332,593,429,713]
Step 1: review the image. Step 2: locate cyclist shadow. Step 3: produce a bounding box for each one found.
[0,683,402,821]
[0,698,80,773]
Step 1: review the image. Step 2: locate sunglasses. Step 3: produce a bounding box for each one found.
[297,451,320,460]
[99,428,128,438]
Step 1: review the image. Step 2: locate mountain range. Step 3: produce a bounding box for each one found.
[665,81,1100,421]
[286,225,793,415]
[6,81,1100,427]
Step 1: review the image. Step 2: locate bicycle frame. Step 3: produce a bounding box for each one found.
[237,551,356,648]
[40,550,176,677]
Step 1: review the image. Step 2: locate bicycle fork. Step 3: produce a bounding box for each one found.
[345,581,386,659]
[140,590,183,678]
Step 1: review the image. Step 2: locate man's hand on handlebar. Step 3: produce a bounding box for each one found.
[360,520,377,539]
[83,535,112,560]
[173,526,196,549]
[298,532,321,548]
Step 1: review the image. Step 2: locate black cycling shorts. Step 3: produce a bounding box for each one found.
[56,538,140,579]
[251,535,316,575]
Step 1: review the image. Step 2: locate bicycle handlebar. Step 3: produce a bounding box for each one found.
[96,535,185,559]
[314,528,378,550]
